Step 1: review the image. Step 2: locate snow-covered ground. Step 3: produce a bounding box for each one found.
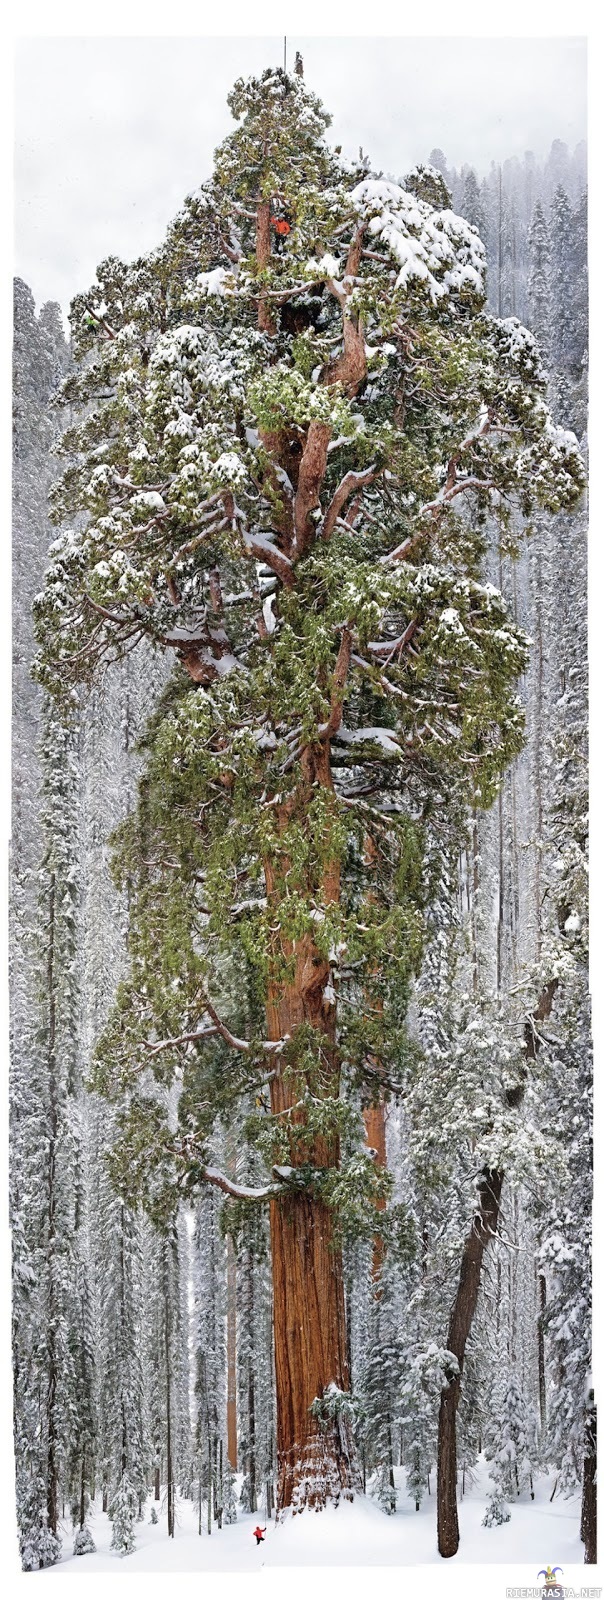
[41,1459,583,1573]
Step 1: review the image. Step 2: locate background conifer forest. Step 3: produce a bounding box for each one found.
[11,62,593,1572]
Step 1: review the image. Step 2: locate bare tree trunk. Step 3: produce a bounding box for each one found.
[537,1269,547,1435]
[264,746,360,1512]
[437,981,558,1558]
[363,1101,387,1281]
[270,1190,357,1510]
[437,1169,504,1558]
[165,1318,174,1537]
[226,1235,238,1471]
[581,1401,597,1563]
[46,872,59,1537]
[256,200,276,335]
[79,1454,86,1530]
[154,1466,160,1501]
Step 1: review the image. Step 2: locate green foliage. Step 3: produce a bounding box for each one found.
[33,64,585,1242]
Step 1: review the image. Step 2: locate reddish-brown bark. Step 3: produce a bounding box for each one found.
[363,1100,387,1282]
[263,741,360,1510]
[256,200,276,336]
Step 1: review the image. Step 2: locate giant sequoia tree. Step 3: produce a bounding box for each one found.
[34,68,584,1513]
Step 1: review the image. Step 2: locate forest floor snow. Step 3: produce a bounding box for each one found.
[42,1458,583,1573]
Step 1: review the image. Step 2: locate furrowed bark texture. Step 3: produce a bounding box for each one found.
[437,1168,504,1558]
[264,745,359,1512]
[251,208,368,1512]
[363,1101,387,1284]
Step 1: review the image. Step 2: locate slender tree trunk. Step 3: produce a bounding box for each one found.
[226,1235,238,1471]
[437,1169,503,1558]
[537,1269,547,1435]
[165,1318,174,1537]
[363,1102,387,1281]
[581,1402,597,1563]
[436,978,559,1557]
[154,1466,160,1501]
[217,1438,223,1529]
[247,1336,257,1513]
[79,1453,86,1530]
[46,871,59,1538]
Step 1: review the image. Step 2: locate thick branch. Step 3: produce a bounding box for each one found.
[319,627,353,739]
[144,1001,288,1057]
[292,420,331,556]
[201,1166,282,1201]
[321,466,377,541]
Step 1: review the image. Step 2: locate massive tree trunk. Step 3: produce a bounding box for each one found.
[362,832,388,1284]
[250,200,368,1513]
[264,745,359,1512]
[270,1191,356,1510]
[266,947,359,1511]
[437,1168,503,1558]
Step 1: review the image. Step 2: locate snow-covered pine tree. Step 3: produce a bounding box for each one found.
[192,1187,227,1532]
[527,203,551,362]
[33,65,585,1515]
[11,284,72,1569]
[12,702,86,1569]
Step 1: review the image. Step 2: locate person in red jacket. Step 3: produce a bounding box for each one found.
[253,1525,266,1545]
[272,216,291,253]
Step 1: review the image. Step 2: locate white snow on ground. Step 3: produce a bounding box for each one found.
[40,1459,583,1574]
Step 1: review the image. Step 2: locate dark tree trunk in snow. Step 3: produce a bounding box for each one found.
[437,1168,503,1558]
[46,871,59,1538]
[581,1402,597,1563]
[537,1269,547,1434]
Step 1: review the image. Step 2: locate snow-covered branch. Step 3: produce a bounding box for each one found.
[320,465,378,542]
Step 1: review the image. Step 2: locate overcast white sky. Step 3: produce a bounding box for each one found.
[14,35,586,317]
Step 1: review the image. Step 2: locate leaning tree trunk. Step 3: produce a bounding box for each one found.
[437,980,558,1558]
[437,1168,504,1558]
[581,1399,597,1563]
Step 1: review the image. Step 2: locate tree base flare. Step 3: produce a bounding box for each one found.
[277,1425,361,1515]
